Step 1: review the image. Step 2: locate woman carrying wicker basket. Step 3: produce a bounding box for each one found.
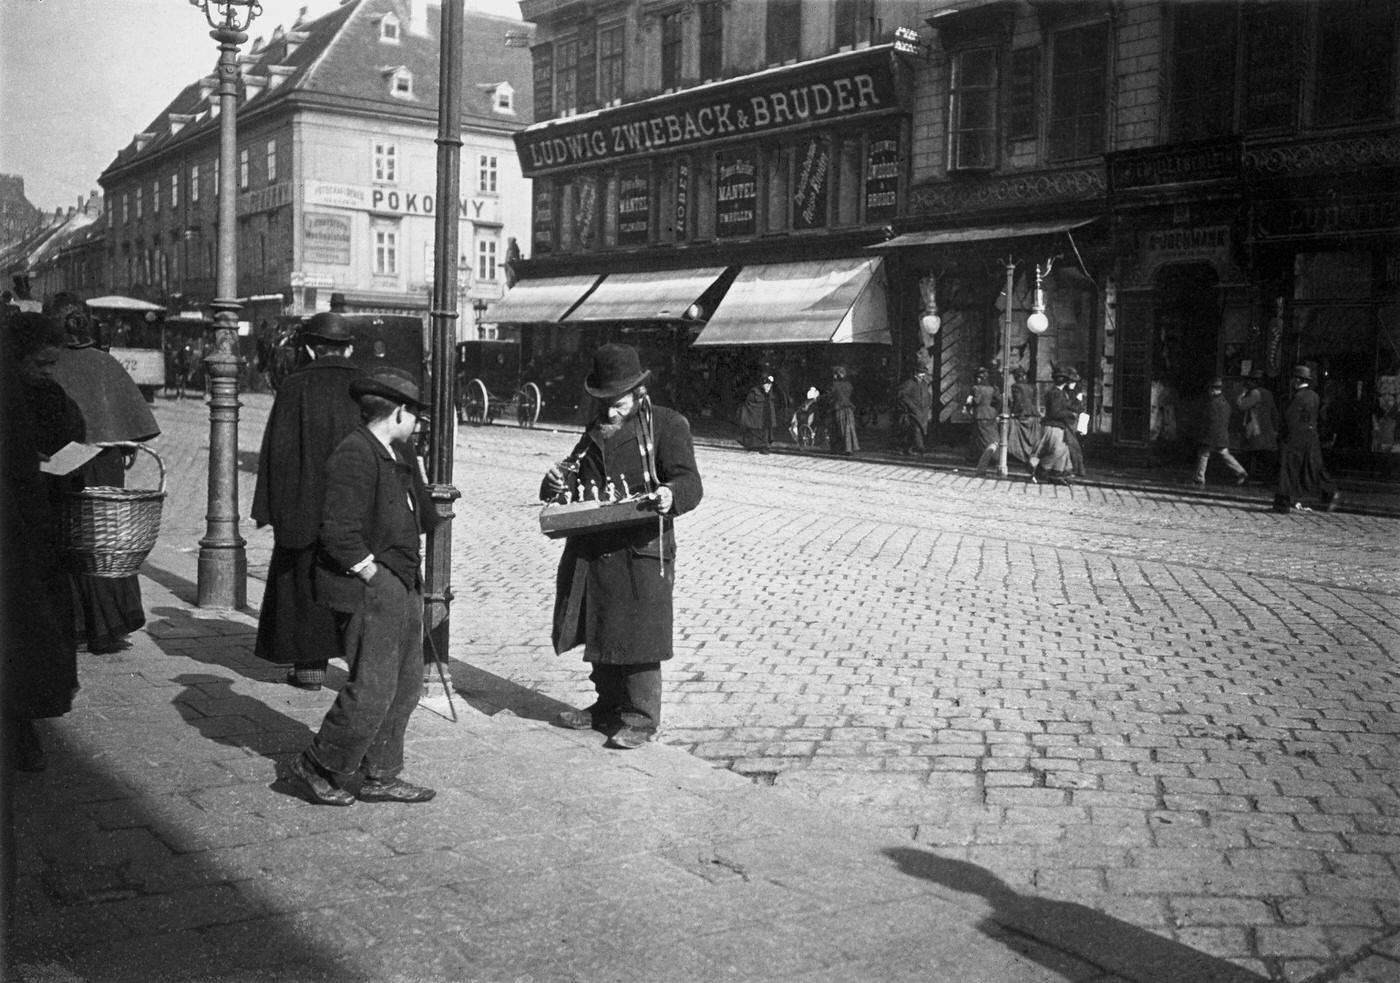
[45,294,161,654]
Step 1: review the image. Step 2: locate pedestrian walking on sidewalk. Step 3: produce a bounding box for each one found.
[1236,370,1279,482]
[965,367,1001,476]
[251,312,364,691]
[542,344,703,750]
[283,367,441,806]
[1192,377,1249,487]
[738,373,778,453]
[1006,366,1042,476]
[896,366,933,456]
[1032,368,1077,485]
[2,311,79,773]
[826,365,859,456]
[1273,364,1340,514]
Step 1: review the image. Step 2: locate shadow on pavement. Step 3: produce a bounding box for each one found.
[8,699,356,982]
[449,661,573,724]
[883,847,1266,983]
[172,673,311,763]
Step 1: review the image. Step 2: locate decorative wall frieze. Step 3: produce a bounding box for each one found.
[1244,131,1400,177]
[909,166,1106,217]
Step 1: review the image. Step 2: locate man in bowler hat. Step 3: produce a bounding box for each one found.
[252,312,364,690]
[283,366,441,805]
[541,343,703,749]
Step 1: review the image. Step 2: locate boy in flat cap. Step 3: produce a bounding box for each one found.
[283,366,441,806]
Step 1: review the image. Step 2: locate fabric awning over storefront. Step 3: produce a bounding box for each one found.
[484,274,602,323]
[691,258,889,347]
[564,268,728,323]
[869,218,1096,250]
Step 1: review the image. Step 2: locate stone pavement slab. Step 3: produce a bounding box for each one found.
[5,535,1275,983]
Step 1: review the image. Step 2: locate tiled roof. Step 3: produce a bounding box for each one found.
[101,0,533,181]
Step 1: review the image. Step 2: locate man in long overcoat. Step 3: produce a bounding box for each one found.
[251,312,364,689]
[541,344,703,749]
[896,367,933,455]
[1273,364,1339,513]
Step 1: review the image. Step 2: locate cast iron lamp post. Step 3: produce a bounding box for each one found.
[996,259,1051,477]
[188,0,260,608]
[423,0,465,691]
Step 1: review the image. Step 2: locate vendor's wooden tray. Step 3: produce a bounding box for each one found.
[539,498,656,539]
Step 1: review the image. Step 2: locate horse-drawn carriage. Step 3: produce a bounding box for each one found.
[455,339,542,428]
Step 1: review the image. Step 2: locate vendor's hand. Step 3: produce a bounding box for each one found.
[650,486,674,514]
[544,465,568,496]
[358,561,379,583]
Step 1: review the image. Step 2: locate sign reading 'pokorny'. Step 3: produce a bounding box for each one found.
[516,46,900,177]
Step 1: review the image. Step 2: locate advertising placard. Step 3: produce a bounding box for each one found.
[792,136,830,231]
[303,212,351,265]
[618,169,650,246]
[716,150,757,238]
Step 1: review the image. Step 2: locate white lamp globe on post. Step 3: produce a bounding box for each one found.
[1027,262,1051,336]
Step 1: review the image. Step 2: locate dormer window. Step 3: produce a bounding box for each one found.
[380,11,400,43]
[388,67,413,98]
[494,82,515,114]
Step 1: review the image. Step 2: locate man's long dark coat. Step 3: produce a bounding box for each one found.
[543,404,702,664]
[251,356,363,665]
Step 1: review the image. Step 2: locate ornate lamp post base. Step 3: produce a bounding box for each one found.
[197,308,247,609]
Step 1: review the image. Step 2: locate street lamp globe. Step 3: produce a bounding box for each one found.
[1027,309,1049,335]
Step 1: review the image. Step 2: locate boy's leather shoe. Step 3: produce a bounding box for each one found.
[554,705,617,731]
[358,778,436,803]
[607,725,657,750]
[286,756,354,806]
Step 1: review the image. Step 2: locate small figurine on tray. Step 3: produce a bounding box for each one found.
[537,344,703,750]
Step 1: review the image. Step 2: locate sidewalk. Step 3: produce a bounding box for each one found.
[8,540,1267,982]
[685,421,1400,519]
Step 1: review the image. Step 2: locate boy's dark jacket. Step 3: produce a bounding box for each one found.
[314,426,440,613]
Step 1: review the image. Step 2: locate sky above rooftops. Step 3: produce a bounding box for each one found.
[0,0,521,213]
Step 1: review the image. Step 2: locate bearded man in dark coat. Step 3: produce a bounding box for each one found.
[541,344,703,750]
[252,312,364,690]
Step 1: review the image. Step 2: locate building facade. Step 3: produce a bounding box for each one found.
[508,0,1399,466]
[95,0,534,341]
[505,0,924,422]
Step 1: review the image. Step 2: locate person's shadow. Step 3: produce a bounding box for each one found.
[172,673,313,761]
[882,847,1265,983]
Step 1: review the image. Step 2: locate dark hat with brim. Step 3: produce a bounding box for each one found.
[584,343,650,400]
[1293,365,1313,381]
[349,366,426,409]
[301,311,354,343]
[1208,377,1224,389]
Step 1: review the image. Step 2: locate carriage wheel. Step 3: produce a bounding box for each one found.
[462,378,489,425]
[517,382,542,428]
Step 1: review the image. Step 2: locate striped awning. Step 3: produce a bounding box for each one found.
[484,274,602,324]
[691,258,889,347]
[565,268,727,323]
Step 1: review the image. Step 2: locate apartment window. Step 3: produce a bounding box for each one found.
[766,0,801,65]
[135,186,143,219]
[266,139,278,182]
[123,194,129,224]
[477,236,498,281]
[599,23,624,105]
[557,38,578,115]
[479,155,498,193]
[152,180,161,213]
[1316,0,1396,126]
[170,172,179,209]
[661,12,682,90]
[949,47,998,170]
[391,68,413,98]
[1048,22,1108,162]
[381,11,400,42]
[834,0,859,49]
[699,3,723,81]
[1170,4,1237,141]
[238,147,250,189]
[373,225,399,275]
[190,164,200,203]
[373,142,398,183]
[495,83,515,113]
[533,44,555,120]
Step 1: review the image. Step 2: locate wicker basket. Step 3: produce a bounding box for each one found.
[59,444,166,578]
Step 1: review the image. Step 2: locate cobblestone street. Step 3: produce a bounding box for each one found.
[151,394,1400,981]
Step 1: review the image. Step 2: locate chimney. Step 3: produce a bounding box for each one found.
[294,6,308,27]
[408,0,430,37]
